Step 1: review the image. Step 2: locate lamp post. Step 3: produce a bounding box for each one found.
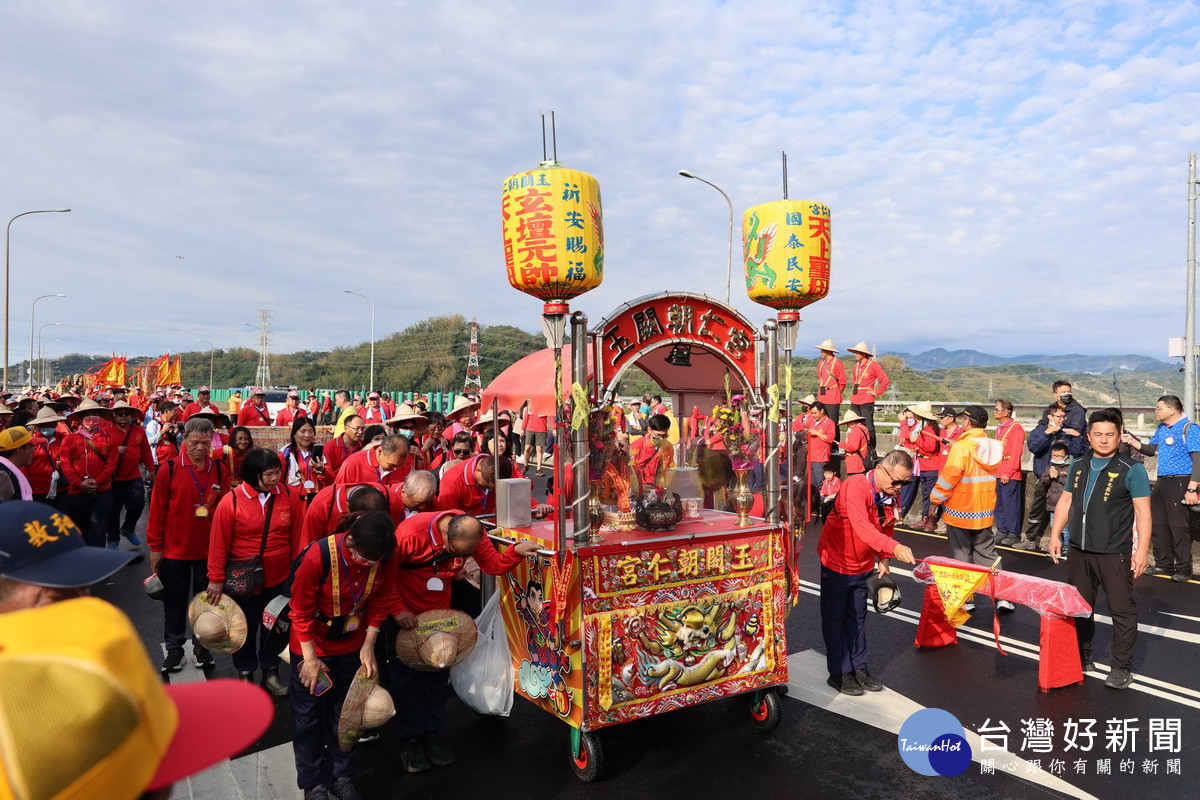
[194,338,215,389]
[39,334,61,386]
[5,208,70,390]
[342,290,376,392]
[29,293,65,388]
[43,344,61,386]
[678,171,734,306]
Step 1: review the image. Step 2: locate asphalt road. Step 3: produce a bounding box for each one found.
[97,506,1200,799]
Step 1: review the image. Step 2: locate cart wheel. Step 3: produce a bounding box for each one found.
[569,731,604,782]
[749,690,781,733]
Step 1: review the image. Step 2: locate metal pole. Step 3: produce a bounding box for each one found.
[5,209,69,391]
[776,314,799,538]
[195,339,215,388]
[480,397,501,606]
[29,293,64,389]
[342,290,375,392]
[570,312,591,544]
[678,171,735,306]
[1188,153,1198,420]
[763,322,780,525]
[38,330,60,386]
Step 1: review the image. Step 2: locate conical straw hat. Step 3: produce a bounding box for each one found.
[394,609,478,671]
[813,338,838,353]
[187,592,248,654]
[337,668,397,751]
[846,341,874,357]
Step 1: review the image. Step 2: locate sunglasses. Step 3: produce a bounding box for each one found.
[453,448,471,456]
[880,465,913,488]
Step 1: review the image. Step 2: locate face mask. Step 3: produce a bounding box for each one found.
[398,428,416,440]
[38,427,56,438]
[81,417,101,432]
[1050,459,1068,466]
[1058,393,1072,403]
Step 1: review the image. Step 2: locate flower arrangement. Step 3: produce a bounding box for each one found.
[710,398,761,470]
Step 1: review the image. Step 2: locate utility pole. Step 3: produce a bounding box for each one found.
[1187,154,1198,420]
[464,318,482,395]
[255,309,273,388]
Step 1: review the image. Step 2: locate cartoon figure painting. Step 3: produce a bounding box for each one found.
[508,573,573,717]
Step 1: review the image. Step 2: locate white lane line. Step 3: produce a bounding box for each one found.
[886,565,1200,646]
[796,580,1200,710]
[1159,611,1200,624]
[784,649,1099,800]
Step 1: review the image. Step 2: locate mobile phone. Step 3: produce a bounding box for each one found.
[312,444,324,460]
[313,669,333,696]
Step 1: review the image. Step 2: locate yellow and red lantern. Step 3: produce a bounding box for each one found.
[501,162,604,313]
[742,200,831,316]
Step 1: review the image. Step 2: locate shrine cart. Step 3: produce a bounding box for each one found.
[480,292,801,781]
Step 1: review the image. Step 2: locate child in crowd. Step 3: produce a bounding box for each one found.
[1022,441,1071,555]
[819,465,841,521]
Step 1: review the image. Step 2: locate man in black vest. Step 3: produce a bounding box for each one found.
[1048,408,1150,690]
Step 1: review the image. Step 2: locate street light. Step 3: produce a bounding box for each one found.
[195,338,215,389]
[342,290,376,392]
[5,209,70,390]
[43,344,61,386]
[678,171,734,306]
[29,293,65,388]
[39,335,61,386]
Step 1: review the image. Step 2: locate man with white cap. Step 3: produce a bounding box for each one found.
[181,386,221,422]
[847,341,889,456]
[0,500,136,613]
[360,391,388,425]
[276,390,308,427]
[814,339,846,426]
[238,387,274,427]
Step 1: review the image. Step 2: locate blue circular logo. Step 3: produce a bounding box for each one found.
[897,708,972,777]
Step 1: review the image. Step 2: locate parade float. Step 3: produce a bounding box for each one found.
[478,142,831,780]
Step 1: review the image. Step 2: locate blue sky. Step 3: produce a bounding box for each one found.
[1,0,1197,366]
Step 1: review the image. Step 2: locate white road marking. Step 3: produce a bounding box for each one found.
[784,650,1098,800]
[796,580,1200,710]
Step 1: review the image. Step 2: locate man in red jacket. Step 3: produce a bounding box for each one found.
[59,400,120,548]
[181,387,221,421]
[388,511,539,772]
[290,512,398,800]
[336,434,411,488]
[992,398,1026,547]
[359,392,388,425]
[301,482,404,544]
[818,450,916,695]
[237,387,273,427]
[275,390,307,427]
[147,416,232,671]
[813,339,846,426]
[324,415,365,477]
[847,341,890,455]
[106,402,155,548]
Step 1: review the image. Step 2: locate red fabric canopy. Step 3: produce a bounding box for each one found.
[481,345,593,416]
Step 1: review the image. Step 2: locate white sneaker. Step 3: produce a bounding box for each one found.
[996,600,1016,613]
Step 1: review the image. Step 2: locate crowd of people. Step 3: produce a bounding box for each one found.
[0,356,1193,796]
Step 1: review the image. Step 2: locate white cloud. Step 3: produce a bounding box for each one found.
[0,0,1196,376]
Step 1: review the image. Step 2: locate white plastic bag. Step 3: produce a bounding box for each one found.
[450,589,513,716]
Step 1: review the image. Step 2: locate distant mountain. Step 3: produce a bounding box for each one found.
[886,348,1174,374]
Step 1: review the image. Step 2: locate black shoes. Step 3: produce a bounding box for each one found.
[1105,667,1134,689]
[304,787,330,800]
[827,673,864,696]
[400,738,431,773]
[162,646,185,673]
[1171,572,1192,583]
[192,644,214,668]
[330,777,363,800]
[1145,566,1167,575]
[421,733,455,766]
[852,669,884,692]
[238,670,255,683]
[262,666,289,696]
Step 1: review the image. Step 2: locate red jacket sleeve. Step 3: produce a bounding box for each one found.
[472,533,523,575]
[139,429,155,472]
[95,433,120,485]
[288,543,324,644]
[870,361,890,397]
[146,461,172,552]
[59,436,84,486]
[207,492,238,582]
[844,480,898,558]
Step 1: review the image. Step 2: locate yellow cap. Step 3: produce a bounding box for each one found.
[0,426,32,452]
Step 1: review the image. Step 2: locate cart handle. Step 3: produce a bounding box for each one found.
[487,532,556,558]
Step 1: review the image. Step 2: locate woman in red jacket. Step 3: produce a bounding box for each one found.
[207,447,308,694]
[280,417,332,503]
[223,426,254,488]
